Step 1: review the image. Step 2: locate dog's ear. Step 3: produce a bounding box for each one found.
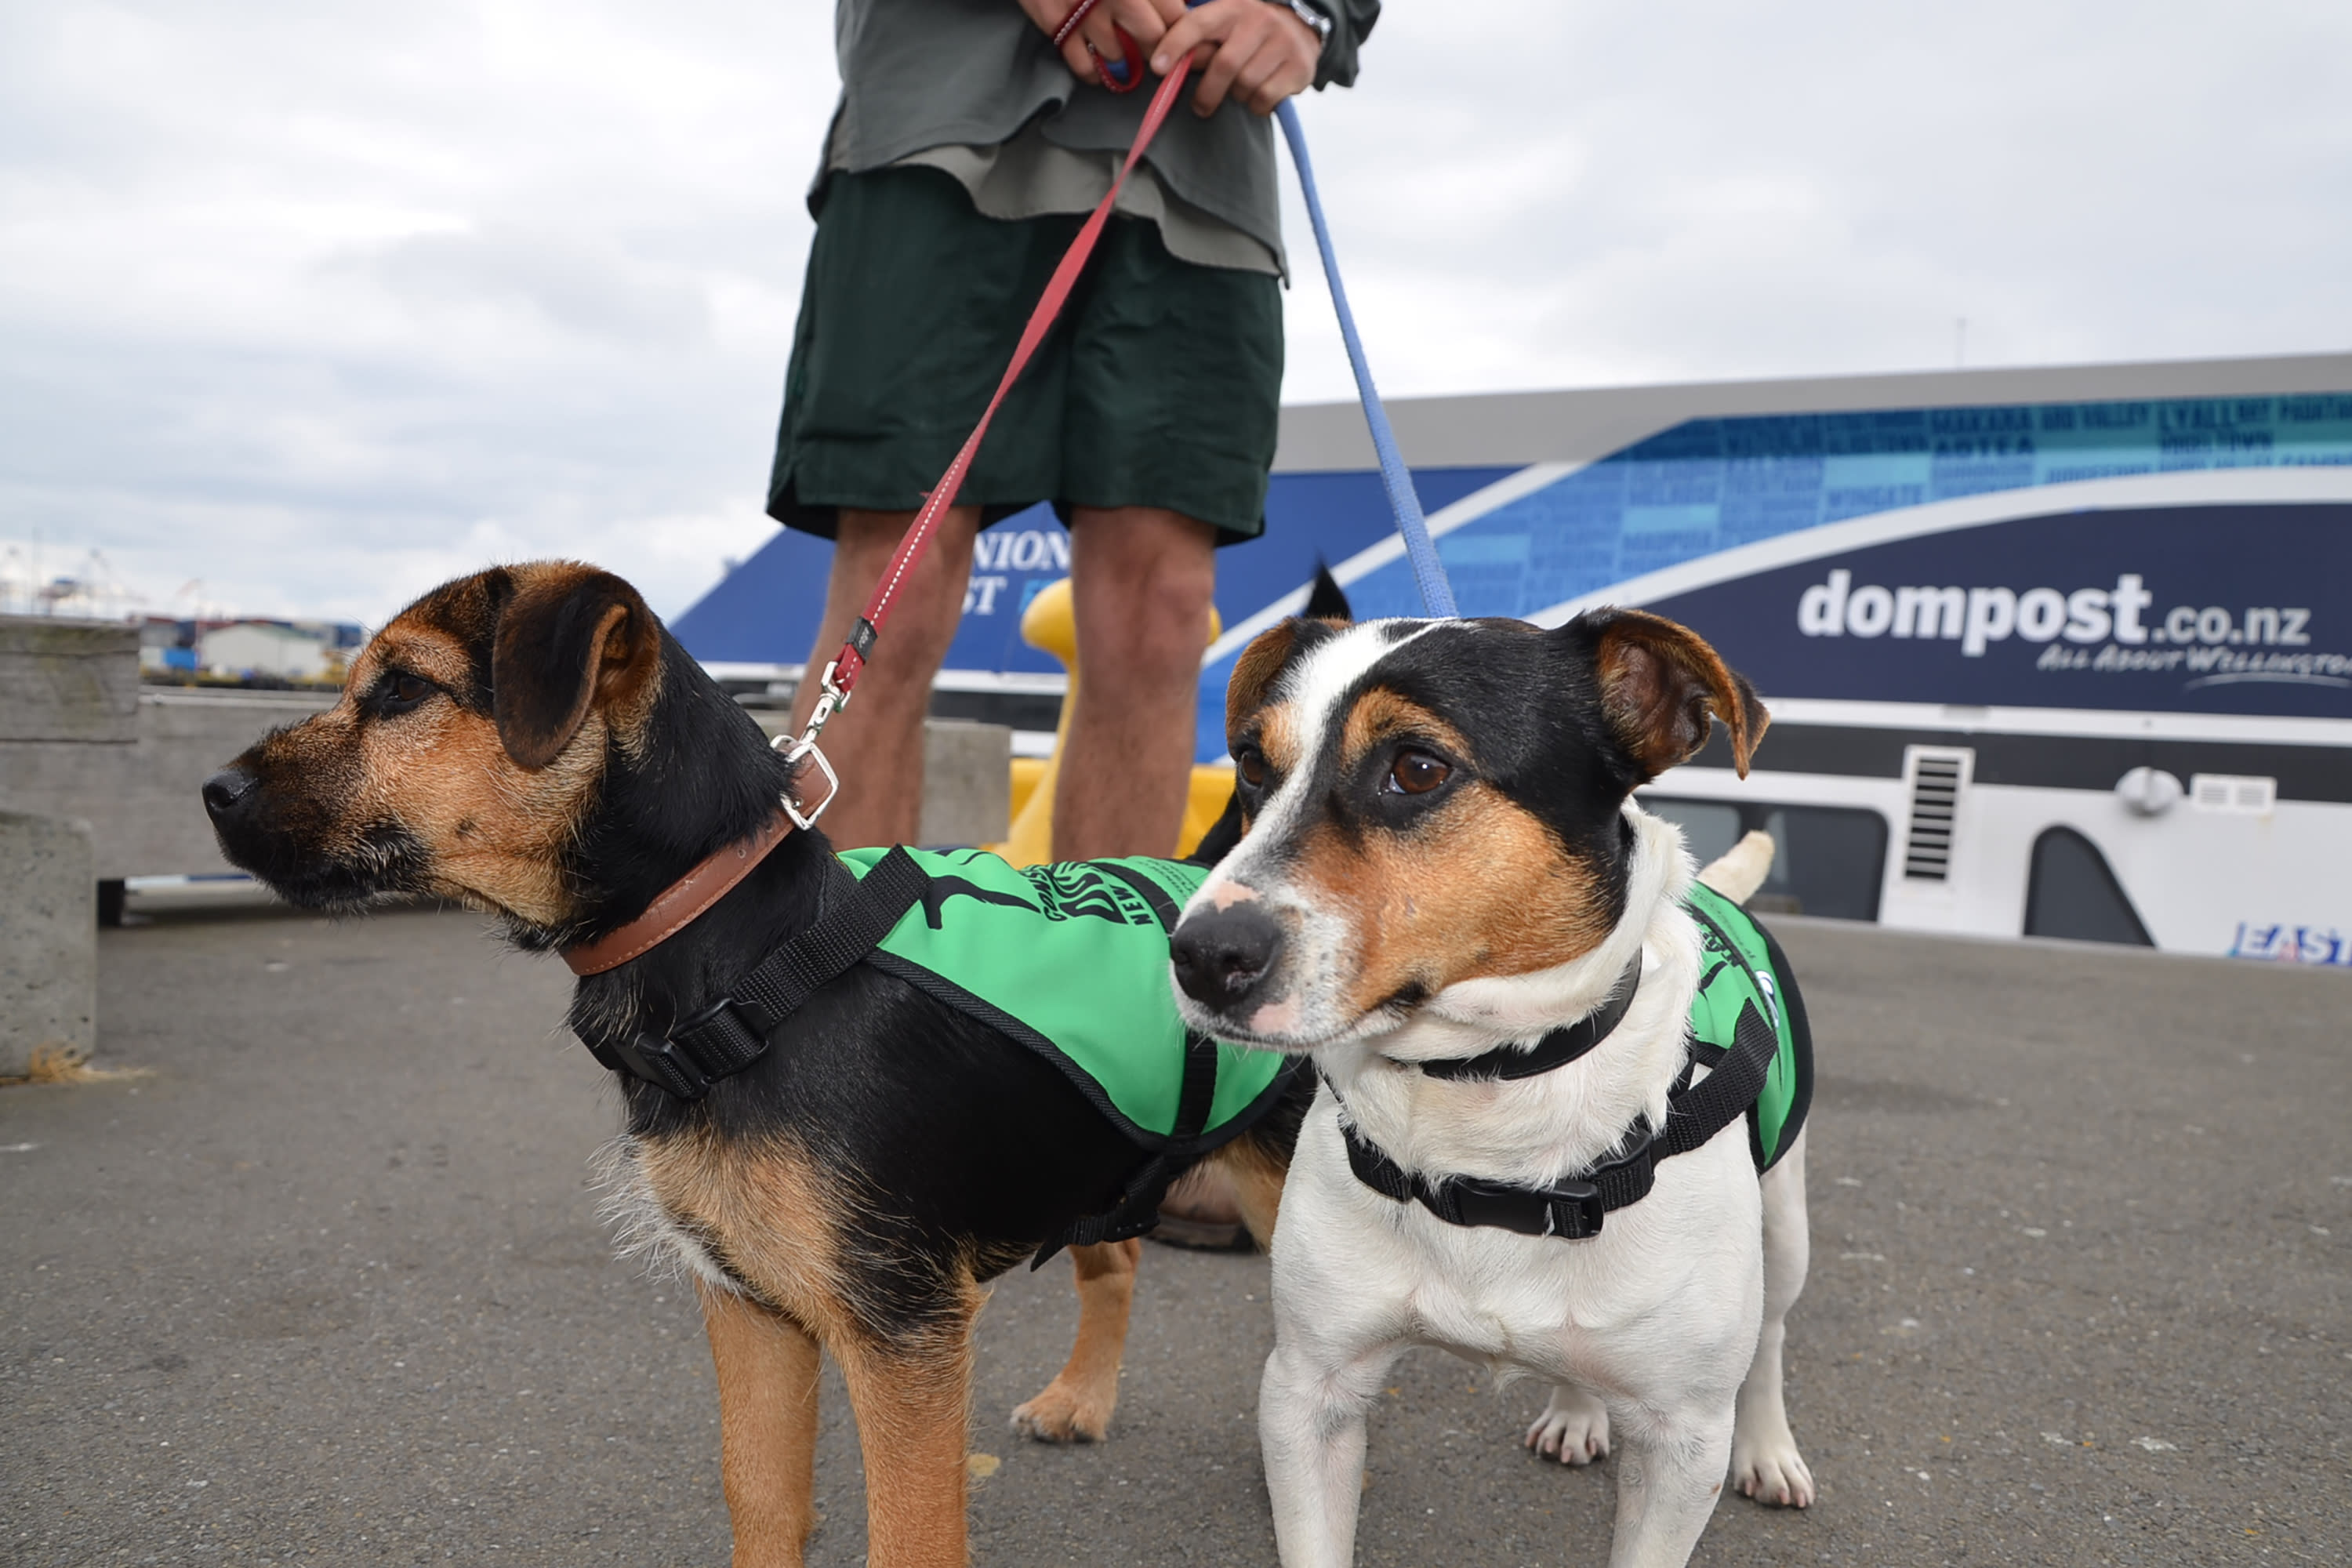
[1226,620,1301,738]
[491,565,661,770]
[1225,573,1351,737]
[1301,562,1353,623]
[1565,608,1769,781]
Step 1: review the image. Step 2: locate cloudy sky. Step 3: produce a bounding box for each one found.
[3,0,2348,626]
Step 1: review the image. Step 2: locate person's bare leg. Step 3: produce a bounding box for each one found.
[789,506,981,851]
[1053,506,1216,862]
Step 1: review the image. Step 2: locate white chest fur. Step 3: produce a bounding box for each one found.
[1272,811,1768,1394]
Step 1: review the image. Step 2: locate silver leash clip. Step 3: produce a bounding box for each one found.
[774,659,849,829]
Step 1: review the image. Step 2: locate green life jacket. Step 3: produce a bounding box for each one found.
[1682,882,1811,1171]
[835,846,1294,1152]
[833,850,1806,1170]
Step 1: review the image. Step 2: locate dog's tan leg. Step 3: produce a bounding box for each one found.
[1214,1137,1289,1251]
[835,1318,979,1568]
[1011,1238,1141,1443]
[700,1282,822,1568]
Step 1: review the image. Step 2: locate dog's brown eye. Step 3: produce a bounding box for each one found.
[1387,750,1450,796]
[1236,747,1266,789]
[379,672,435,713]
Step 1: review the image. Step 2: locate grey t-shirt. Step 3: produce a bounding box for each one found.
[818,0,1378,274]
[837,114,1285,274]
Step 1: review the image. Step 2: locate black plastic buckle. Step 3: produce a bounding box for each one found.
[1447,1174,1599,1238]
[1542,1179,1608,1239]
[674,993,749,1044]
[611,1029,713,1101]
[1551,1122,1659,1236]
[1444,1119,1657,1240]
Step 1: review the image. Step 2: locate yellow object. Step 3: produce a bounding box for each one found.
[1174,760,1238,858]
[1007,756,1049,826]
[986,579,1229,867]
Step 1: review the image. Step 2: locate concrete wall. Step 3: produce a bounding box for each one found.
[915,720,1013,847]
[0,617,1012,881]
[0,617,140,743]
[0,811,95,1073]
[2,691,1011,880]
[0,688,332,880]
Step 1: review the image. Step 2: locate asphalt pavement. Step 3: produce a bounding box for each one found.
[4,903,2347,1566]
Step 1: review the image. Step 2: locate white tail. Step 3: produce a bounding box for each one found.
[1697,830,1777,906]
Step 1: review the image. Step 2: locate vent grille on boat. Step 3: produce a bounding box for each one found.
[1901,748,1973,881]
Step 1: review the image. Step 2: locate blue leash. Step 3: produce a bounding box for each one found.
[1276,100,1458,618]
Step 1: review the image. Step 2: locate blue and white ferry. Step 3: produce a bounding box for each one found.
[679,351,2352,966]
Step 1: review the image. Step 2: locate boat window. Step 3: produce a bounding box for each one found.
[2024,827,2153,946]
[1641,797,1889,922]
[1646,800,1743,866]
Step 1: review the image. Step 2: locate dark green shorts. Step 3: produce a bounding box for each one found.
[767,165,1283,544]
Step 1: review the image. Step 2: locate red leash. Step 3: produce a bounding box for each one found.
[782,42,1194,827]
[1054,0,1149,93]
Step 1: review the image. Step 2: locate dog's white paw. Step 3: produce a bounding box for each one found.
[1730,1428,1816,1508]
[1523,1385,1610,1466]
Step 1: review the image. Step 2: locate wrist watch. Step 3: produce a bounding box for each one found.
[1266,0,1333,49]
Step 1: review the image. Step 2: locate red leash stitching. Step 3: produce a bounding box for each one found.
[1050,0,1097,48]
[782,49,1194,822]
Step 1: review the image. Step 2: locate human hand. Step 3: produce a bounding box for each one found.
[1149,0,1321,118]
[1018,0,1188,90]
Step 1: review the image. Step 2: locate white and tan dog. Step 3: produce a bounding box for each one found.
[1167,608,1814,1567]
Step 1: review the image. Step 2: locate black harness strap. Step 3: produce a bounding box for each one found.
[1341,1114,1654,1240]
[1337,992,1782,1241]
[1036,1032,1223,1262]
[724,849,930,1033]
[580,848,930,1101]
[1416,955,1643,1082]
[1652,1000,1777,1162]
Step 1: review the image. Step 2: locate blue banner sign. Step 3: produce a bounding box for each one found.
[1642,503,2351,718]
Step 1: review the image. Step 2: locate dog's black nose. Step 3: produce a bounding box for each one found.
[201,766,260,822]
[1171,904,1283,1011]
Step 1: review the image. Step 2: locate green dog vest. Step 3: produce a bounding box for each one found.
[1682,882,1810,1171]
[837,846,1292,1151]
[837,848,1805,1171]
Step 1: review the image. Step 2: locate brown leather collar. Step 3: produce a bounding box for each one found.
[562,809,796,976]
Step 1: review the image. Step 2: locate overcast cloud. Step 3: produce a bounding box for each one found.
[2,0,2347,626]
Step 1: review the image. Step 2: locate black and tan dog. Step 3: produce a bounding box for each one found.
[201,561,1302,1568]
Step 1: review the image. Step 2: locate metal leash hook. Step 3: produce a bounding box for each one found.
[775,659,848,829]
